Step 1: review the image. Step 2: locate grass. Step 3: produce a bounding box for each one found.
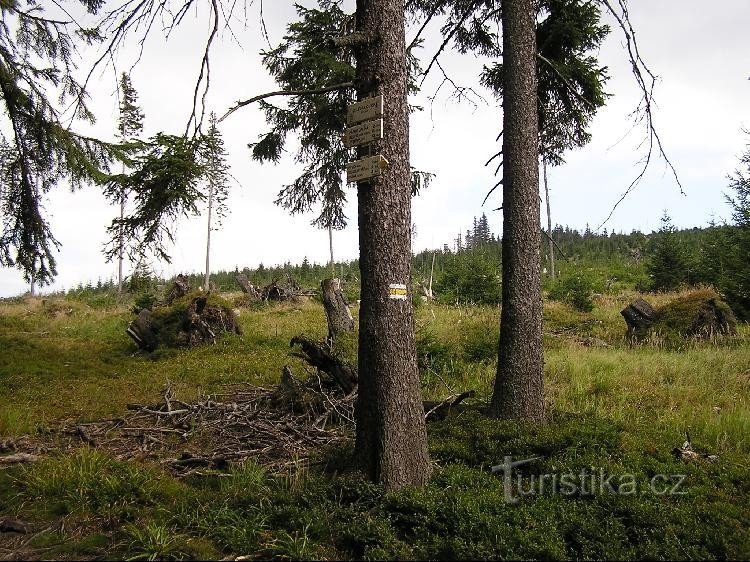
[0,290,748,559]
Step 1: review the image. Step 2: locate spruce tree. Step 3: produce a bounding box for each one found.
[646,212,690,291]
[116,73,144,293]
[202,113,231,290]
[489,0,545,423]
[0,0,120,286]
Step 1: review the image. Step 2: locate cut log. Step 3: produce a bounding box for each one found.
[127,309,158,352]
[321,278,354,343]
[621,298,657,337]
[290,335,358,394]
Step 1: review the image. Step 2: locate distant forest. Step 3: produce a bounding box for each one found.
[61,211,749,321]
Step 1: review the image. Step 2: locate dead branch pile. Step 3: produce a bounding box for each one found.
[57,381,351,474]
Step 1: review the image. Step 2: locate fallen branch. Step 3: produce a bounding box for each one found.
[0,453,39,465]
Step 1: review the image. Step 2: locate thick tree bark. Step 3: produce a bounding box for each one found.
[321,278,354,342]
[490,0,545,423]
[353,0,431,489]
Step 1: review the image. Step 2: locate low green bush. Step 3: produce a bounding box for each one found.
[549,274,596,312]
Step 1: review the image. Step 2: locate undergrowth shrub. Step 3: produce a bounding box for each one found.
[549,274,596,312]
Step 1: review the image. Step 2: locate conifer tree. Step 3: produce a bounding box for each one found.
[0,0,121,286]
[202,113,231,290]
[116,73,144,293]
[489,0,544,422]
[646,212,690,292]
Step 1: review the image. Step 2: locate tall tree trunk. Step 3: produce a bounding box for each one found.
[353,0,431,489]
[543,159,555,280]
[204,179,214,290]
[328,224,335,277]
[490,0,545,423]
[118,186,125,294]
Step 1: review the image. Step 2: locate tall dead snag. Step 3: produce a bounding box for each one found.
[352,0,431,488]
[321,278,354,343]
[490,0,545,423]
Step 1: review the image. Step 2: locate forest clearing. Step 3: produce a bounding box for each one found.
[0,279,748,559]
[0,0,748,559]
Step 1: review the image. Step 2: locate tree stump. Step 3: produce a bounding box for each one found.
[621,291,737,341]
[235,274,261,299]
[321,278,354,343]
[126,309,158,352]
[165,274,190,305]
[621,298,657,337]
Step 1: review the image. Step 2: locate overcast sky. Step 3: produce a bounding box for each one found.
[1,0,748,297]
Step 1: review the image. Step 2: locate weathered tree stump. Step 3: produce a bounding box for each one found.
[235,274,261,300]
[621,290,737,341]
[165,274,190,305]
[127,294,241,351]
[321,278,354,343]
[621,298,657,337]
[126,309,158,352]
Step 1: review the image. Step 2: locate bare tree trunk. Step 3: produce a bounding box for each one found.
[353,0,431,490]
[543,159,555,281]
[490,0,545,423]
[328,225,335,277]
[428,251,436,299]
[118,190,125,293]
[204,179,214,291]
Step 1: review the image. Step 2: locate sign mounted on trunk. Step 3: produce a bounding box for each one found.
[346,155,389,183]
[343,119,383,148]
[346,95,383,126]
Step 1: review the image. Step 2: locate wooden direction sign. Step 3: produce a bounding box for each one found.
[346,155,389,183]
[343,119,383,148]
[347,95,383,126]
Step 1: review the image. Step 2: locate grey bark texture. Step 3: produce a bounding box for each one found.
[321,278,354,342]
[490,0,545,423]
[353,0,431,489]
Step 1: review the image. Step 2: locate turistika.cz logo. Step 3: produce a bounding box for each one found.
[491,456,687,504]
